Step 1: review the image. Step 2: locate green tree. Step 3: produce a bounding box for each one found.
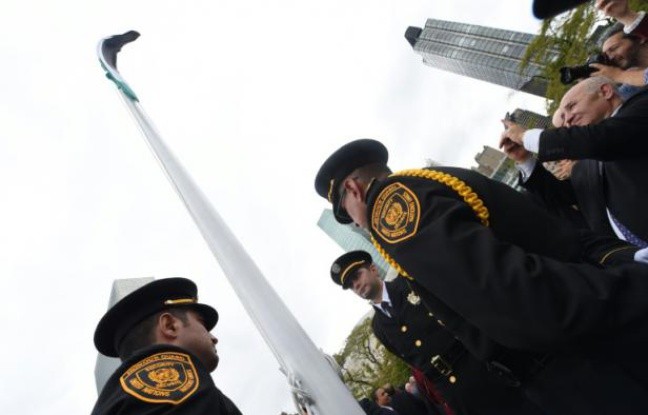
[521,1,648,114]
[333,317,410,399]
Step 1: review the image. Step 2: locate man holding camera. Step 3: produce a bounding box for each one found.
[501,76,648,248]
[589,1,648,94]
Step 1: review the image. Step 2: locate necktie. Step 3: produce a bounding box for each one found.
[609,212,648,248]
[381,301,393,317]
[598,161,647,248]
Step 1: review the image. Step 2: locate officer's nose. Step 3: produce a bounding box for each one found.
[211,334,218,345]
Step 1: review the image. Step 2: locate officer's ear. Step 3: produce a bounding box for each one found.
[343,177,365,202]
[157,312,183,341]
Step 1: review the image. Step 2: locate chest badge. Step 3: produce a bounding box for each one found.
[371,182,421,244]
[407,292,421,305]
[120,351,199,405]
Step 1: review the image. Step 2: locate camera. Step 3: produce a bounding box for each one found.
[559,54,615,85]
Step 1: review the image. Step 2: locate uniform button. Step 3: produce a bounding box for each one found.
[437,319,445,327]
[401,325,408,332]
[428,312,434,317]
[415,340,422,347]
[449,376,457,384]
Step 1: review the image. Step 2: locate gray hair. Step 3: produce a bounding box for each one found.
[579,76,620,96]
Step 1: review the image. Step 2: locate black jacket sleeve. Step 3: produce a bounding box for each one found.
[373,194,648,352]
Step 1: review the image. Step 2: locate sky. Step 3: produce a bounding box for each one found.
[0,1,548,414]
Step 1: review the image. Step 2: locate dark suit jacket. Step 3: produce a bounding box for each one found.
[522,160,614,237]
[630,14,648,39]
[358,398,399,415]
[390,390,431,415]
[536,89,648,242]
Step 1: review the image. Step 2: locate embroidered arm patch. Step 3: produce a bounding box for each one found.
[120,352,200,405]
[371,182,421,244]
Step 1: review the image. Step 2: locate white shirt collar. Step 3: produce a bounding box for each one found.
[611,104,622,117]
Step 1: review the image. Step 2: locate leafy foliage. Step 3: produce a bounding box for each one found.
[521,4,602,114]
[333,316,410,399]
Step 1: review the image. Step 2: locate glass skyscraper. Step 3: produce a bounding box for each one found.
[405,19,558,97]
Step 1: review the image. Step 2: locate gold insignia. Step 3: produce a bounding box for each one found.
[407,292,421,305]
[164,298,197,306]
[327,179,335,203]
[371,182,420,244]
[120,352,199,405]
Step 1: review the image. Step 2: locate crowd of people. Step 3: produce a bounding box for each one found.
[317,1,648,414]
[88,1,648,415]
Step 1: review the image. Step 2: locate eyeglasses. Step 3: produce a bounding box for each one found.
[334,186,353,224]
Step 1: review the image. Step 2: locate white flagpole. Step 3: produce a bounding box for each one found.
[97,31,364,415]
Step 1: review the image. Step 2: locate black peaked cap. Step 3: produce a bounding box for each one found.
[532,0,588,19]
[315,139,388,223]
[330,250,373,288]
[94,277,218,357]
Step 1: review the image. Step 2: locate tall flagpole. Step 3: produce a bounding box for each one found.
[97,31,364,415]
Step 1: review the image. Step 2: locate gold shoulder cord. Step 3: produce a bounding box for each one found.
[371,169,491,280]
[371,236,413,279]
[394,169,490,226]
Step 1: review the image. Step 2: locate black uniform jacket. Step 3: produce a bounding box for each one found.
[536,88,648,241]
[91,345,242,415]
[372,278,543,415]
[367,167,648,413]
[367,166,648,353]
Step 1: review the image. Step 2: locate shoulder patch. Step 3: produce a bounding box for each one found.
[371,182,420,244]
[120,351,200,405]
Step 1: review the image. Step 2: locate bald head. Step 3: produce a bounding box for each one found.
[558,77,622,127]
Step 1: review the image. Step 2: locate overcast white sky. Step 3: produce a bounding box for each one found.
[0,1,549,414]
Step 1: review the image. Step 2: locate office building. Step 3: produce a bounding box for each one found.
[473,145,522,190]
[405,19,559,97]
[317,209,396,280]
[94,277,154,393]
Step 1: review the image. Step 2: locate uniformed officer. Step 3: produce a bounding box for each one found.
[331,250,544,415]
[315,139,648,414]
[91,277,242,415]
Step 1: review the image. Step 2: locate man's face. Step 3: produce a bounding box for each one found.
[176,310,219,372]
[375,388,391,406]
[559,82,612,127]
[347,265,381,300]
[603,32,640,69]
